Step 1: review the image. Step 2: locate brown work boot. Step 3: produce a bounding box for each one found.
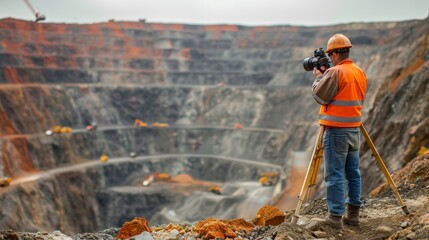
[305,214,343,230]
[323,213,343,229]
[343,204,360,226]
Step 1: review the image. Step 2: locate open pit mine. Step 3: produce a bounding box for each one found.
[0,15,428,240]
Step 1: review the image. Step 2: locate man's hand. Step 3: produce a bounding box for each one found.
[313,66,326,77]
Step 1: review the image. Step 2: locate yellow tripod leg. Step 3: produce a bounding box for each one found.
[360,124,410,215]
[291,125,325,224]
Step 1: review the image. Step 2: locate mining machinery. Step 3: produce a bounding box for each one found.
[23,0,46,22]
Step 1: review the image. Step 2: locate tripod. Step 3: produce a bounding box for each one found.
[291,124,410,224]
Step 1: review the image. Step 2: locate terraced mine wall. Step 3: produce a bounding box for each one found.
[0,17,428,234]
[0,156,280,233]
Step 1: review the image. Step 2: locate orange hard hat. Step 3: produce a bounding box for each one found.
[326,33,352,53]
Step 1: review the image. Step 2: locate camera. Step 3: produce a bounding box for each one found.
[303,48,332,72]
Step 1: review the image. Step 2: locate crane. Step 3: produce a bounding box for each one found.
[23,0,46,22]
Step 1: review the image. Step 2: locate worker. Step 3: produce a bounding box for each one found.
[311,33,367,229]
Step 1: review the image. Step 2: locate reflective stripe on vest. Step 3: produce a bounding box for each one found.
[320,114,361,123]
[329,100,363,106]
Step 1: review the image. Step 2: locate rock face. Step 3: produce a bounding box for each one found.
[0,16,428,235]
[360,16,429,191]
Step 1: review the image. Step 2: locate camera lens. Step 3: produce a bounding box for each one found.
[303,57,318,71]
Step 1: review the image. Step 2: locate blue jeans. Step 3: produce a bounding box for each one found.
[323,127,362,216]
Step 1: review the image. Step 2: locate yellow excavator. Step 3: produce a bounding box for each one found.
[46,125,72,135]
[0,177,11,187]
[0,164,11,187]
[259,172,280,186]
[23,0,46,22]
[208,185,222,195]
[153,122,169,128]
[418,146,429,156]
[134,119,148,127]
[99,153,109,163]
[50,125,62,133]
[142,173,172,186]
[60,127,72,133]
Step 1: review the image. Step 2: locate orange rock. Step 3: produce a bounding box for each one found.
[195,218,236,239]
[194,217,254,239]
[227,218,255,233]
[253,205,285,226]
[116,217,152,240]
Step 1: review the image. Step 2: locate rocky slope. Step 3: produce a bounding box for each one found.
[359,16,429,192]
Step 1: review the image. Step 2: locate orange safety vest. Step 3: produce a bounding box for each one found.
[319,60,367,127]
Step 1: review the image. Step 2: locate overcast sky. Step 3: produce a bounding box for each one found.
[1,0,428,26]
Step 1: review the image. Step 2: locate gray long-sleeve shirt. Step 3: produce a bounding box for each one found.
[312,67,339,105]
